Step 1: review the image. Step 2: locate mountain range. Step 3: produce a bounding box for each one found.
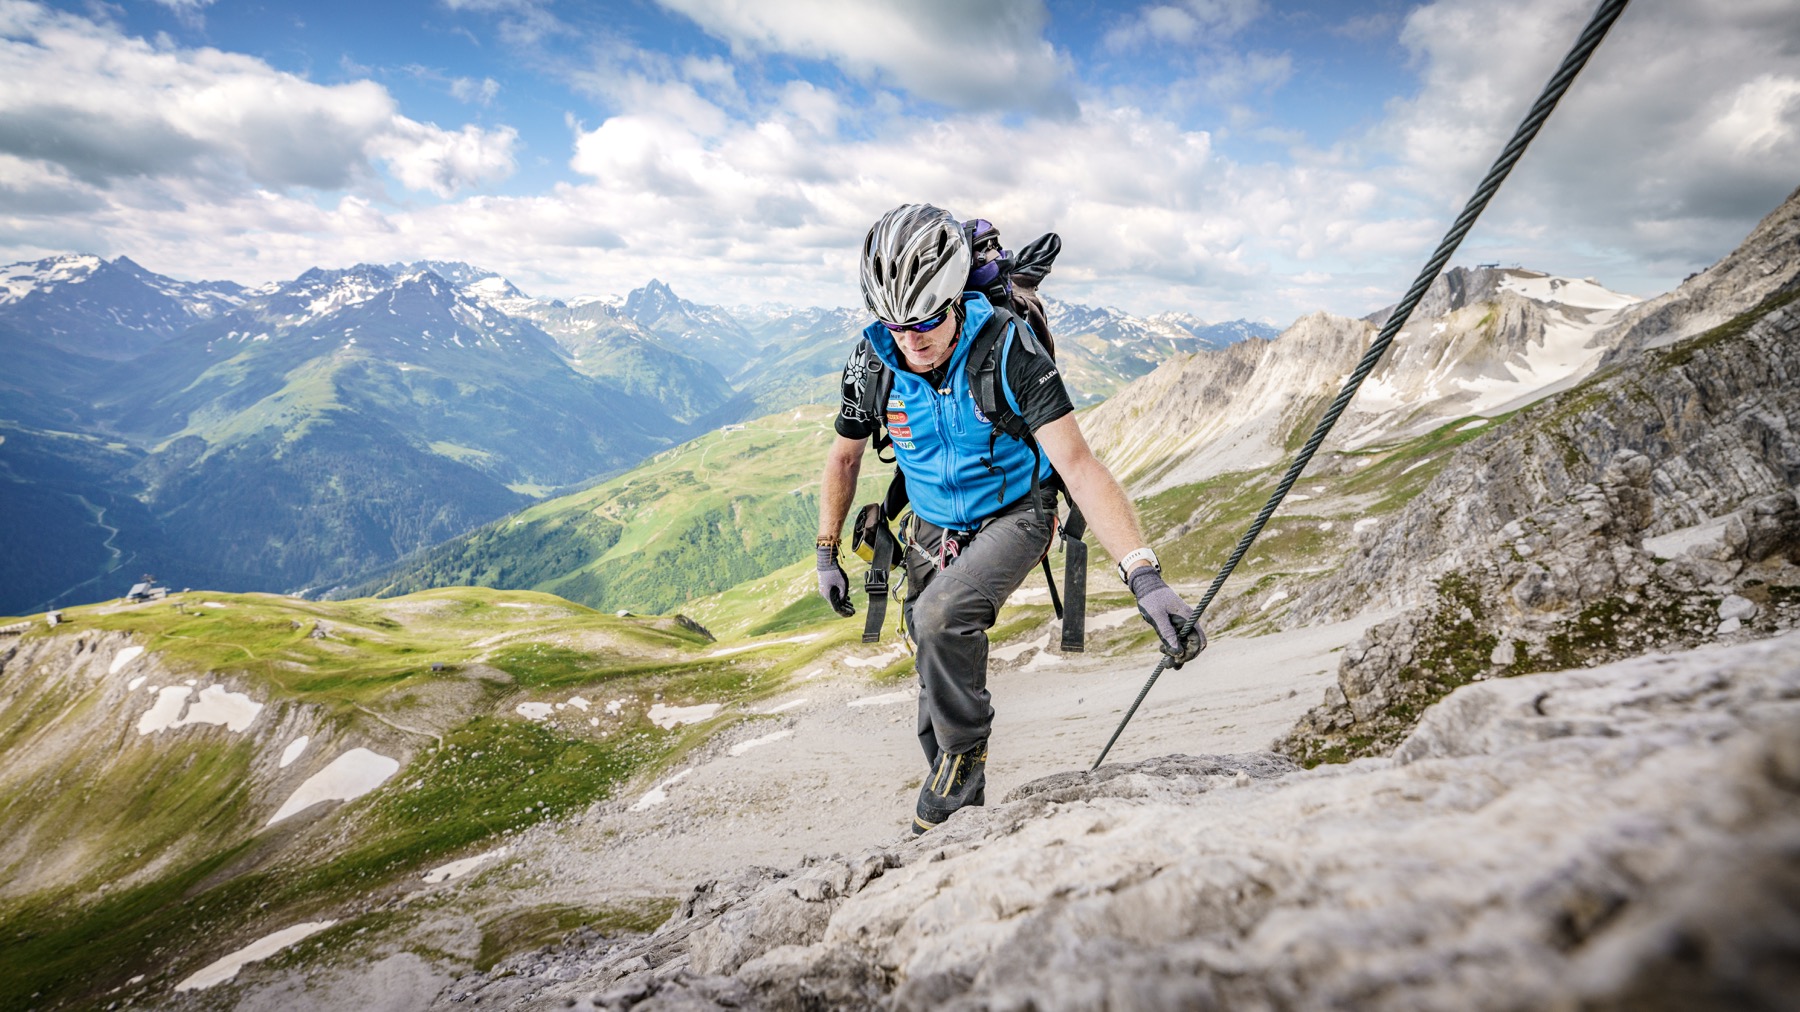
[0,255,1276,616]
[351,259,1652,618]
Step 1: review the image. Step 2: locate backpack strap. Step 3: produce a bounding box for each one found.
[853,336,898,463]
[966,306,1035,442]
[1058,504,1088,653]
[965,309,1089,653]
[967,307,1047,529]
[852,502,900,644]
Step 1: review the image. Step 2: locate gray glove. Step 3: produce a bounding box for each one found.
[817,544,855,617]
[1128,566,1205,667]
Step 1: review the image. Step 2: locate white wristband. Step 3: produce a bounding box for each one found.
[1117,546,1159,583]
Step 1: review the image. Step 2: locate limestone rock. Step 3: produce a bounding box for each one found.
[448,632,1800,1011]
[1280,225,1800,630]
[1272,262,1800,764]
[1276,464,1798,766]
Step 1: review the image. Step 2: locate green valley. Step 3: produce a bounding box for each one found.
[344,405,895,614]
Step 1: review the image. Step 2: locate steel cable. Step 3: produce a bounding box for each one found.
[1092,0,1632,770]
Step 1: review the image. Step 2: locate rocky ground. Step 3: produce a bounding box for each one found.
[162,602,1378,1011]
[153,613,1800,1011]
[417,629,1800,1012]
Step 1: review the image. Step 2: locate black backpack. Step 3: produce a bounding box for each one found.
[850,228,1088,652]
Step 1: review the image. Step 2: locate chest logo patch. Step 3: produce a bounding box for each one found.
[887,397,904,409]
[890,425,913,438]
[887,411,908,425]
[894,439,915,450]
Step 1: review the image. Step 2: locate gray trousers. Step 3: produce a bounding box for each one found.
[903,493,1054,766]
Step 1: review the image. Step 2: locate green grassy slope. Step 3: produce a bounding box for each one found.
[345,404,895,614]
[0,585,840,1009]
[1128,413,1513,632]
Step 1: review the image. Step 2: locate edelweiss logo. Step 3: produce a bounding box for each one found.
[842,343,881,423]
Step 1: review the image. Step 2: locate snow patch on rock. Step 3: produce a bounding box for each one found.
[647,702,721,728]
[137,686,191,735]
[174,921,338,991]
[422,847,509,884]
[177,685,263,732]
[133,683,262,736]
[267,748,400,825]
[629,769,694,812]
[108,645,144,675]
[280,735,310,769]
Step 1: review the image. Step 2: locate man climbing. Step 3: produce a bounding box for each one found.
[815,203,1205,835]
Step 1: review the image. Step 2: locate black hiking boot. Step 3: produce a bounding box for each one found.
[913,740,987,835]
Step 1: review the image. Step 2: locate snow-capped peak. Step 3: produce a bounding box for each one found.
[1496,271,1639,312]
[0,254,105,305]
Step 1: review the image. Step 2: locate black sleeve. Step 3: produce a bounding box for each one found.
[833,337,882,440]
[1005,321,1074,433]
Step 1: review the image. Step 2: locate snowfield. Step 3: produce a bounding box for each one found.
[267,748,400,826]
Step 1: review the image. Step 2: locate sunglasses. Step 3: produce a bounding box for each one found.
[881,306,952,334]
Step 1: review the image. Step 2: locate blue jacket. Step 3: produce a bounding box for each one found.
[862,293,1054,530]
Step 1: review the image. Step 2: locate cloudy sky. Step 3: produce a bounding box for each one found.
[1,0,1795,324]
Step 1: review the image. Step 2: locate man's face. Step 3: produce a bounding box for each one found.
[890,305,959,373]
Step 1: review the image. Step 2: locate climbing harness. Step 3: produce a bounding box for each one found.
[1090,0,1634,770]
[852,502,902,644]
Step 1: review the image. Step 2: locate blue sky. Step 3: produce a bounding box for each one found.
[2,0,1795,324]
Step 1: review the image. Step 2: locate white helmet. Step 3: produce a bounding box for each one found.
[859,204,970,325]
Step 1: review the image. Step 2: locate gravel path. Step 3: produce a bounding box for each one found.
[509,610,1384,899]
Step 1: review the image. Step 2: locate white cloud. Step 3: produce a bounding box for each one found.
[1104,0,1263,51]
[368,122,518,198]
[148,0,217,27]
[439,0,565,46]
[655,0,1077,115]
[1702,74,1800,161]
[0,3,516,196]
[1199,49,1291,103]
[1,0,1794,330]
[1381,0,1800,282]
[449,75,502,105]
